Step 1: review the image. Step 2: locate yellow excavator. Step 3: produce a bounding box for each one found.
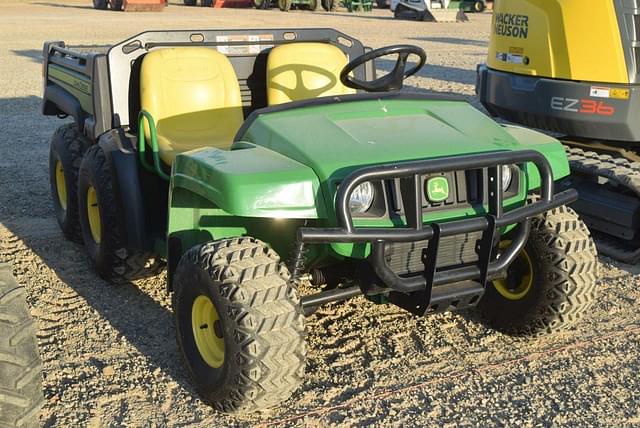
[477,0,640,262]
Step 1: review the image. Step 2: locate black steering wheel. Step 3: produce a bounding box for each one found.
[340,45,427,92]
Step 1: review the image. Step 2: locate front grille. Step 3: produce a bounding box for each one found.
[388,169,483,214]
[384,231,482,276]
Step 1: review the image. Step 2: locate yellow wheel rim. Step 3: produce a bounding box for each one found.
[86,186,101,244]
[55,160,67,211]
[492,241,534,301]
[192,295,225,368]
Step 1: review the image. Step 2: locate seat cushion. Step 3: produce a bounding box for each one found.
[266,43,356,106]
[140,47,244,164]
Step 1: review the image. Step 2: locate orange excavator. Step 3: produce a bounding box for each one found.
[92,0,167,11]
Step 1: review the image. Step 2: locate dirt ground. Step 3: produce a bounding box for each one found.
[1,1,640,426]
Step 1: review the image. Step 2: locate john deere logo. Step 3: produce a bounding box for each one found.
[426,177,449,202]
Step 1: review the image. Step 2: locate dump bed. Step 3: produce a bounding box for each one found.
[42,29,370,141]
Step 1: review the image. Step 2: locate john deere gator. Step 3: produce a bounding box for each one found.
[42,29,597,412]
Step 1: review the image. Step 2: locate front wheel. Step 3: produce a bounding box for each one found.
[480,204,598,335]
[173,238,306,413]
[183,0,197,5]
[93,0,108,8]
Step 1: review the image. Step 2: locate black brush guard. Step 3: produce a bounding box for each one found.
[297,150,578,315]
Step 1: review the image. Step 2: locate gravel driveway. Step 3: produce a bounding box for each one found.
[1,1,639,426]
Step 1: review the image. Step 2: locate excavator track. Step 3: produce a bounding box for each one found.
[564,145,640,263]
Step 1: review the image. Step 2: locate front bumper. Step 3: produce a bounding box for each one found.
[297,150,577,313]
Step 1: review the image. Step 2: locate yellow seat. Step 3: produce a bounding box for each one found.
[266,43,356,105]
[140,47,244,165]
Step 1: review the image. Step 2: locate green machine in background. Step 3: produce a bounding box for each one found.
[42,29,596,413]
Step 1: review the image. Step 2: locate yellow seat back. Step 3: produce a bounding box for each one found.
[140,47,244,164]
[266,43,356,105]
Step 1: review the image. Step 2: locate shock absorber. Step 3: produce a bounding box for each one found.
[289,240,308,282]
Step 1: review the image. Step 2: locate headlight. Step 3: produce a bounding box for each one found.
[501,164,513,191]
[349,182,375,214]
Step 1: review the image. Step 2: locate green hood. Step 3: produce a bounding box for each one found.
[238,97,569,213]
[239,97,567,185]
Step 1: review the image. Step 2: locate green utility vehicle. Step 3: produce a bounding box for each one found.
[42,29,598,413]
[0,264,43,426]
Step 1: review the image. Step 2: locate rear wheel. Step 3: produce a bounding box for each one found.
[0,264,43,427]
[473,0,485,12]
[93,0,108,8]
[78,145,163,283]
[480,205,598,335]
[183,0,197,5]
[110,0,123,9]
[49,124,89,243]
[278,0,292,11]
[201,0,214,6]
[376,0,387,7]
[173,238,306,413]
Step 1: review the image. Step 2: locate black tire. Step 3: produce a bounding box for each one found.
[393,3,403,17]
[480,204,598,335]
[375,0,388,8]
[78,145,163,283]
[110,0,123,9]
[201,0,214,6]
[0,264,43,427]
[49,124,89,244]
[253,0,270,8]
[278,0,292,11]
[183,0,197,5]
[321,0,335,10]
[93,0,108,8]
[473,0,485,12]
[173,238,306,413]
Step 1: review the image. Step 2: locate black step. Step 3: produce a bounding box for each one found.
[388,279,485,316]
[428,280,485,313]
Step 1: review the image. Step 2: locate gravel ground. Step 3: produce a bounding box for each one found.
[1,1,640,426]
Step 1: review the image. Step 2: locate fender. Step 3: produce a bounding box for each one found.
[171,143,327,219]
[97,129,149,251]
[42,85,86,132]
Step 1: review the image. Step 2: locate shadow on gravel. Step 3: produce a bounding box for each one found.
[310,11,396,21]
[33,2,95,9]
[6,221,197,391]
[377,58,477,85]
[12,49,44,64]
[409,36,488,48]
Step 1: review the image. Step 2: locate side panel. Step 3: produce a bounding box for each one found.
[477,64,640,141]
[42,42,112,140]
[488,0,629,83]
